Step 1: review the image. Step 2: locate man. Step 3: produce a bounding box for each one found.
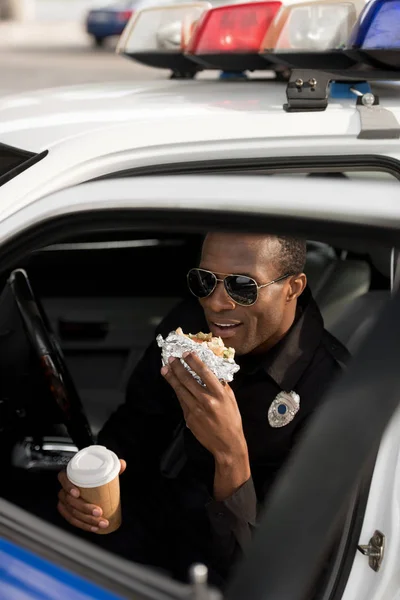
[57,232,349,586]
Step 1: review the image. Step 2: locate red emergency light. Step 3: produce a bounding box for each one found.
[186,1,283,71]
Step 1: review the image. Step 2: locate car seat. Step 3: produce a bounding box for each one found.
[328,248,393,354]
[305,242,371,331]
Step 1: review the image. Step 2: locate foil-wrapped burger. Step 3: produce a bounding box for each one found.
[157,327,240,384]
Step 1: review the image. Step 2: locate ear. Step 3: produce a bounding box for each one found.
[287,273,307,302]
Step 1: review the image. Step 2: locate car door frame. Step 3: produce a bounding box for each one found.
[0,174,399,600]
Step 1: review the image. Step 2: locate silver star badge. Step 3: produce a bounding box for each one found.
[268,391,300,428]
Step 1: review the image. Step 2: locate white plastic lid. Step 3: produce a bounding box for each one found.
[66,445,120,488]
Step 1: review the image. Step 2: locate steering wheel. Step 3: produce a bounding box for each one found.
[8,269,94,450]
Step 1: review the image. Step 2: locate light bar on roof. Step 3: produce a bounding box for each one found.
[185,1,283,71]
[117,2,210,75]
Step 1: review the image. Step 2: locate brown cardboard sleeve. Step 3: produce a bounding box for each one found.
[77,475,121,534]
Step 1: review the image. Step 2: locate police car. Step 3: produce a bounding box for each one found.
[0,0,400,598]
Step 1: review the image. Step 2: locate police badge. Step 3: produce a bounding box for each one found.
[268,391,300,428]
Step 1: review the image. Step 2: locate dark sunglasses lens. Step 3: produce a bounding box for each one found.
[187,269,216,298]
[225,275,258,306]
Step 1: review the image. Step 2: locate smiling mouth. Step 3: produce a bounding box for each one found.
[209,321,242,338]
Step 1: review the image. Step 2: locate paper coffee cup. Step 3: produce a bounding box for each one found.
[67,445,122,534]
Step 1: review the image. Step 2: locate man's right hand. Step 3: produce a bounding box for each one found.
[57,459,126,532]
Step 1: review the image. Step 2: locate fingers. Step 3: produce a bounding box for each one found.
[163,353,221,398]
[57,469,110,533]
[57,500,103,533]
[183,352,222,395]
[119,459,127,475]
[168,355,206,398]
[57,489,109,531]
[58,470,80,499]
[161,358,198,412]
[57,488,102,517]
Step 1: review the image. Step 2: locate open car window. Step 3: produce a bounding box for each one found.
[0,175,399,600]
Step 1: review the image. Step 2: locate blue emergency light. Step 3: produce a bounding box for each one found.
[349,0,400,48]
[345,0,400,70]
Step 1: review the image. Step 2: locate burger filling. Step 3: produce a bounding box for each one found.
[176,327,235,361]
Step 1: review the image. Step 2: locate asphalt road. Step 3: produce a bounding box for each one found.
[0,33,166,97]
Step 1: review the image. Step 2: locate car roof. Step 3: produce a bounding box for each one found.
[1,78,400,152]
[0,76,399,217]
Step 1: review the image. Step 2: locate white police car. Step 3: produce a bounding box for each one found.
[0,0,400,599]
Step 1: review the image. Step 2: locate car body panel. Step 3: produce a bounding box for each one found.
[0,80,400,220]
[1,175,400,243]
[1,80,400,153]
[0,537,123,600]
[342,406,400,600]
[0,174,399,599]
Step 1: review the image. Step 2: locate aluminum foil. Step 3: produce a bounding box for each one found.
[157,331,240,385]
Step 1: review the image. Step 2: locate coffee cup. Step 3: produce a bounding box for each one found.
[67,445,122,534]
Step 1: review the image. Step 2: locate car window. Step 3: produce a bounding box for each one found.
[0,175,397,600]
[0,229,387,439]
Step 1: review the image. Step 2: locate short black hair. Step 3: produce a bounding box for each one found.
[276,235,307,275]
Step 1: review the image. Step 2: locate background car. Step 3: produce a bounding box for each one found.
[85,0,138,47]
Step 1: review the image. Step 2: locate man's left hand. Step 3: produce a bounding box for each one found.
[161,352,247,463]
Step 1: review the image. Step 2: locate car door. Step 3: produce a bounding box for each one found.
[0,498,204,600]
[0,174,400,600]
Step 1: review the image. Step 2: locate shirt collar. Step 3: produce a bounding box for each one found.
[236,287,324,391]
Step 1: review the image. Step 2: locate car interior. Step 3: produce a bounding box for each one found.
[0,169,396,597]
[0,236,391,474]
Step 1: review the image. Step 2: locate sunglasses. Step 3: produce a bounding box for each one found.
[187,268,291,307]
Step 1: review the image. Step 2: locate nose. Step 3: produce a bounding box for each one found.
[202,281,236,312]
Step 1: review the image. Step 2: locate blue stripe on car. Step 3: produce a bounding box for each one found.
[0,537,124,600]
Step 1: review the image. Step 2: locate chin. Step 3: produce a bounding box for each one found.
[232,336,254,357]
[234,343,249,357]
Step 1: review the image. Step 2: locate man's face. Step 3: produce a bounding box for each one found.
[198,233,295,356]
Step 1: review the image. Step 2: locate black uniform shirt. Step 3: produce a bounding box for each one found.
[98,287,349,584]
